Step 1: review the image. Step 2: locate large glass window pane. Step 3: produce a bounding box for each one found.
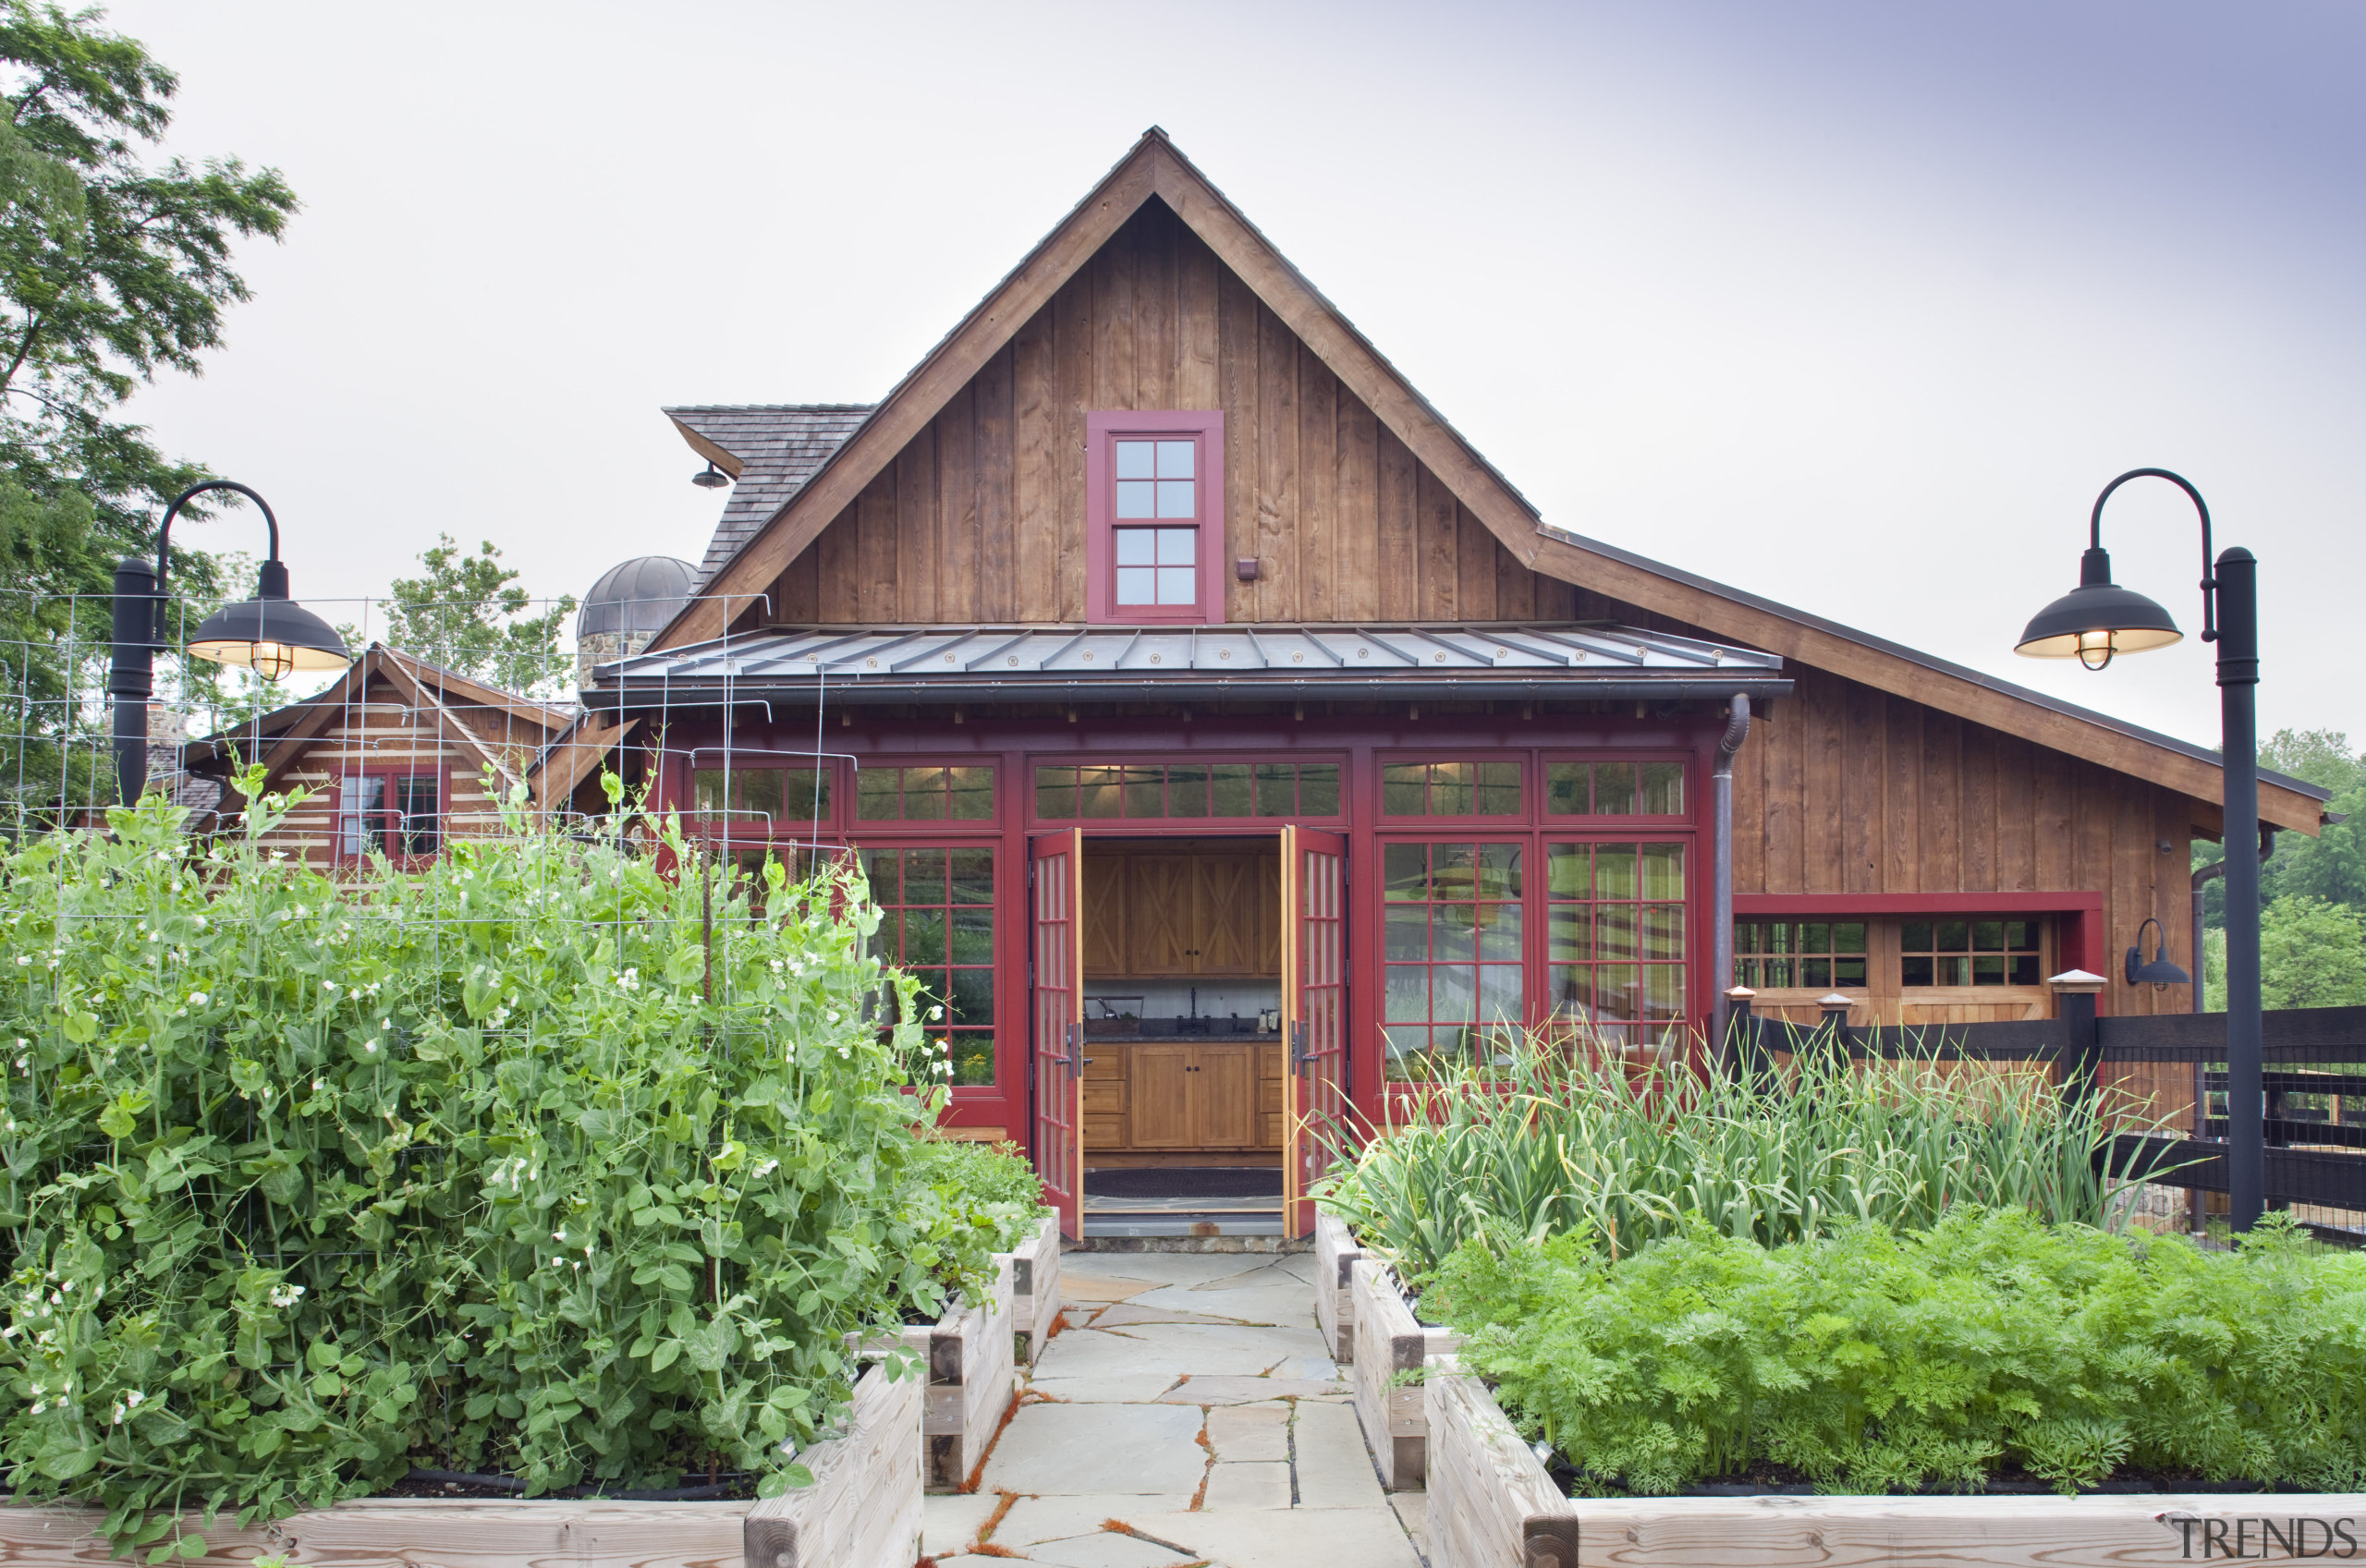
[1123,765,1164,818]
[1549,905,1592,962]
[1384,965,1430,1021]
[1475,762,1522,816]
[1210,763,1252,816]
[1079,766,1122,819]
[1253,762,1294,818]
[1299,764,1339,816]
[948,1036,994,1086]
[1478,902,1522,961]
[1384,842,1429,900]
[949,847,993,904]
[1592,764,1637,816]
[396,775,439,857]
[1035,766,1078,820]
[1640,763,1685,815]
[1381,763,1426,816]
[904,848,947,907]
[1431,762,1473,817]
[948,767,993,820]
[1546,762,1587,816]
[1594,845,1637,901]
[1384,904,1430,959]
[1167,764,1209,818]
[1640,843,1684,899]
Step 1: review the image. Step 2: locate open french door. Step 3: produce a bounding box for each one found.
[1031,829,1086,1239]
[1281,825,1348,1238]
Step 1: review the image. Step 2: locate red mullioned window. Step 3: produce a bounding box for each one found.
[338,770,444,863]
[1086,410,1226,625]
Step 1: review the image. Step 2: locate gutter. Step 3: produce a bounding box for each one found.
[581,675,1795,714]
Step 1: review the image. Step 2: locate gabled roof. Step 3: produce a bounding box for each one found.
[654,128,2329,836]
[665,405,873,586]
[183,645,571,803]
[590,621,1790,709]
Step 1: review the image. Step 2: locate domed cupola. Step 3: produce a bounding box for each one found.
[576,555,695,684]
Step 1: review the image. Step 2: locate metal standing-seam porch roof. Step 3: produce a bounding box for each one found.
[582,622,1791,711]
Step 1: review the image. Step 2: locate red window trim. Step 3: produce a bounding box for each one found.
[336,767,446,867]
[1733,892,2105,1007]
[1373,752,1532,825]
[1086,409,1226,625]
[1537,751,1694,821]
[1027,752,1348,826]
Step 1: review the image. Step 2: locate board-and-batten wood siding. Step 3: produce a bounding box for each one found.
[766,200,1573,626]
[248,675,552,868]
[744,194,2201,1119]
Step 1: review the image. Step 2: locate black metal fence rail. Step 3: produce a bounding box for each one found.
[1727,998,2366,1237]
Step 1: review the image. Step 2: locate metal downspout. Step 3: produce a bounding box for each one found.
[1710,694,1752,1054]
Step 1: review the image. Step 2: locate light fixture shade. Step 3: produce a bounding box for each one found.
[692,463,731,490]
[187,595,350,678]
[2128,951,2192,987]
[2015,546,2182,669]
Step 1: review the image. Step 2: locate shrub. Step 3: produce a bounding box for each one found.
[0,775,987,1550]
[1432,1209,2366,1496]
[1317,1030,2168,1283]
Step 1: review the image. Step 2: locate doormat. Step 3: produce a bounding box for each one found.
[1084,1166,1286,1199]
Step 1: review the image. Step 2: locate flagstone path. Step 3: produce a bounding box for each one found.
[921,1249,1428,1568]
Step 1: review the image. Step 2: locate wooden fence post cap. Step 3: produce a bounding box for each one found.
[2047,969,2107,993]
[1724,985,1757,1000]
[1817,992,1852,1008]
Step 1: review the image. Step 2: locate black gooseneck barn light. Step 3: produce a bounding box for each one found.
[692,461,731,490]
[109,480,350,809]
[2125,917,2192,991]
[2015,467,2264,1230]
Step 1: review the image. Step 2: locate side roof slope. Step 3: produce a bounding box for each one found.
[665,405,874,586]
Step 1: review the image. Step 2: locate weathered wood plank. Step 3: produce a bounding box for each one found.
[1256,306,1299,621]
[974,345,1018,622]
[1314,1212,1363,1362]
[1456,502,1497,623]
[1053,274,1093,622]
[1298,357,1337,623]
[1012,310,1058,623]
[936,384,979,623]
[1841,676,1884,893]
[1375,426,1419,621]
[1215,261,1260,623]
[856,472,896,625]
[1335,391,1381,622]
[1351,1258,1457,1490]
[1417,467,1458,621]
[747,1357,924,1568]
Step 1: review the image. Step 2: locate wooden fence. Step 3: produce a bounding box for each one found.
[1726,991,2366,1244]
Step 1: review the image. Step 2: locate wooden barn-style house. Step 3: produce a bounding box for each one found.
[184,644,572,864]
[553,129,2333,1240]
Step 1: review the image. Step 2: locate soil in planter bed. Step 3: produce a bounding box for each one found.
[378,1469,756,1501]
[1544,1456,2306,1499]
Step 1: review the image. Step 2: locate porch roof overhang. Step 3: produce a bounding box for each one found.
[583,622,1792,711]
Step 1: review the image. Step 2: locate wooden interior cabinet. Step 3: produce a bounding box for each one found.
[1092,844,1280,979]
[1092,1040,1282,1152]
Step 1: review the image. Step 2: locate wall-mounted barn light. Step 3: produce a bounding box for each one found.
[692,462,731,489]
[2124,917,2190,991]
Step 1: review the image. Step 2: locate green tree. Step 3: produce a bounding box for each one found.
[0,0,298,817]
[377,533,576,698]
[2194,729,2366,932]
[2258,895,2366,1010]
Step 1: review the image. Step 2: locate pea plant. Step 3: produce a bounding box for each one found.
[0,770,993,1554]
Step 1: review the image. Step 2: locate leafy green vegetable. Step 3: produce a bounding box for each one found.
[0,772,1006,1542]
[1432,1209,2366,1496]
[1318,1030,2171,1283]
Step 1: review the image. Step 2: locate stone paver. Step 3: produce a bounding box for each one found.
[941,1247,1426,1566]
[982,1403,1210,1494]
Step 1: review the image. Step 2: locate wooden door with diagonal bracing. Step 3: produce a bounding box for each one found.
[1283,826,1348,1237]
[1031,830,1085,1239]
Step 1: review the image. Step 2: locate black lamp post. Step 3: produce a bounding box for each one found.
[108,480,350,809]
[2015,467,2263,1231]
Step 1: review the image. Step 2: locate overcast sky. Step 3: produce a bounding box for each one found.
[104,0,2364,751]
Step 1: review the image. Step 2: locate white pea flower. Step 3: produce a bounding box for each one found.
[364,1040,378,1054]
[189,991,208,1006]
[323,980,338,992]
[126,1390,143,1406]
[553,1228,567,1243]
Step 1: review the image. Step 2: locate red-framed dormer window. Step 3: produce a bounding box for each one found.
[338,770,443,863]
[1087,409,1226,624]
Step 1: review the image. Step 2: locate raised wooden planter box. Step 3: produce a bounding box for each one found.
[1000,1211,1064,1366]
[1315,1211,1364,1363]
[0,1360,921,1568]
[1424,1360,2366,1568]
[1348,1257,1457,1490]
[902,1252,1017,1491]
